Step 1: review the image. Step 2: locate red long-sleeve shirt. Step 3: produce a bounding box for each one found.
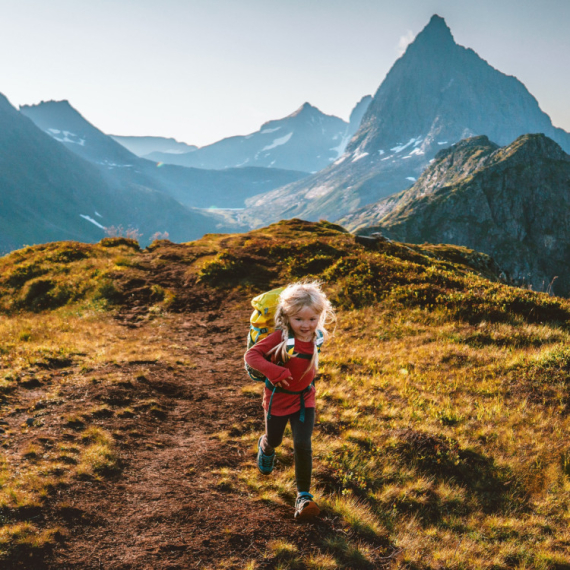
[245,331,317,416]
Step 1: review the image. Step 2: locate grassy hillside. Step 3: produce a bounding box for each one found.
[1,220,570,569]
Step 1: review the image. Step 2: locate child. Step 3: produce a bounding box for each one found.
[244,281,335,520]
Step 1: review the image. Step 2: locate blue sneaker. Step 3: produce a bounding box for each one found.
[257,436,275,475]
[294,492,320,520]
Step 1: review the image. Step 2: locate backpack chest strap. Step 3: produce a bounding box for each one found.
[265,379,314,423]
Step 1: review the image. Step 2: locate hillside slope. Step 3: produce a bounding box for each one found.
[1,221,570,569]
[349,134,570,296]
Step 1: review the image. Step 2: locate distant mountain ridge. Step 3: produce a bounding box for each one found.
[145,98,371,173]
[111,135,198,157]
[20,100,136,167]
[19,100,308,211]
[0,93,228,253]
[242,15,570,226]
[353,133,570,296]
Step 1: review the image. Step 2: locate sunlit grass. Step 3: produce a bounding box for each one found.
[304,553,338,569]
[325,494,385,538]
[3,221,570,566]
[0,522,62,557]
[226,298,570,567]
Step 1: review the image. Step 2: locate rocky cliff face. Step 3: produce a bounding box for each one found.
[341,136,501,229]
[354,134,570,296]
[346,95,372,141]
[243,15,570,227]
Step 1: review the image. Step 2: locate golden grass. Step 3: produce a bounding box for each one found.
[304,553,338,569]
[0,522,61,552]
[0,241,137,313]
[326,494,385,538]
[227,297,570,567]
[307,304,570,567]
[3,221,570,566]
[267,539,299,557]
[0,306,187,384]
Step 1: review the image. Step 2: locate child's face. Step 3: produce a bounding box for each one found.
[289,306,320,341]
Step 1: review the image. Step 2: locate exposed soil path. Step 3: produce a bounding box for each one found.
[38,307,323,570]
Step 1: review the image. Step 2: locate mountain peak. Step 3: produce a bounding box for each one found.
[20,99,73,112]
[0,92,15,113]
[493,133,569,164]
[428,14,449,28]
[20,97,138,165]
[434,135,496,161]
[289,102,319,118]
[20,99,86,126]
[411,14,455,48]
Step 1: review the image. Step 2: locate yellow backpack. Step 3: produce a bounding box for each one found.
[247,287,284,347]
[245,287,284,381]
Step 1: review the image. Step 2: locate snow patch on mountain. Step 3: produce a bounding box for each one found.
[391,138,419,153]
[331,133,352,158]
[98,160,133,168]
[260,127,282,134]
[80,214,105,229]
[404,148,425,158]
[261,132,293,151]
[352,151,369,163]
[48,128,86,146]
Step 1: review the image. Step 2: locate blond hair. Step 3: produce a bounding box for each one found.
[267,281,335,378]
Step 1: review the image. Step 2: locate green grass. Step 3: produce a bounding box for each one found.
[0,240,140,313]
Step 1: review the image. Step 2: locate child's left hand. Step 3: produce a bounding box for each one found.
[275,375,292,389]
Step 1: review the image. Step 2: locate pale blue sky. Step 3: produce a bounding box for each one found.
[1,0,569,146]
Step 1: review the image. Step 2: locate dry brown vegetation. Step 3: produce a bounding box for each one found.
[1,220,570,569]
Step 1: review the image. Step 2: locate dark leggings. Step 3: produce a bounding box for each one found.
[263,408,315,493]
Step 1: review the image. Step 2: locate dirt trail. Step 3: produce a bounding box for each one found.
[3,240,386,570]
[35,306,326,570]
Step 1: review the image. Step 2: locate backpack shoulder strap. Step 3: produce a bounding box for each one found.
[285,331,325,360]
[286,337,296,356]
